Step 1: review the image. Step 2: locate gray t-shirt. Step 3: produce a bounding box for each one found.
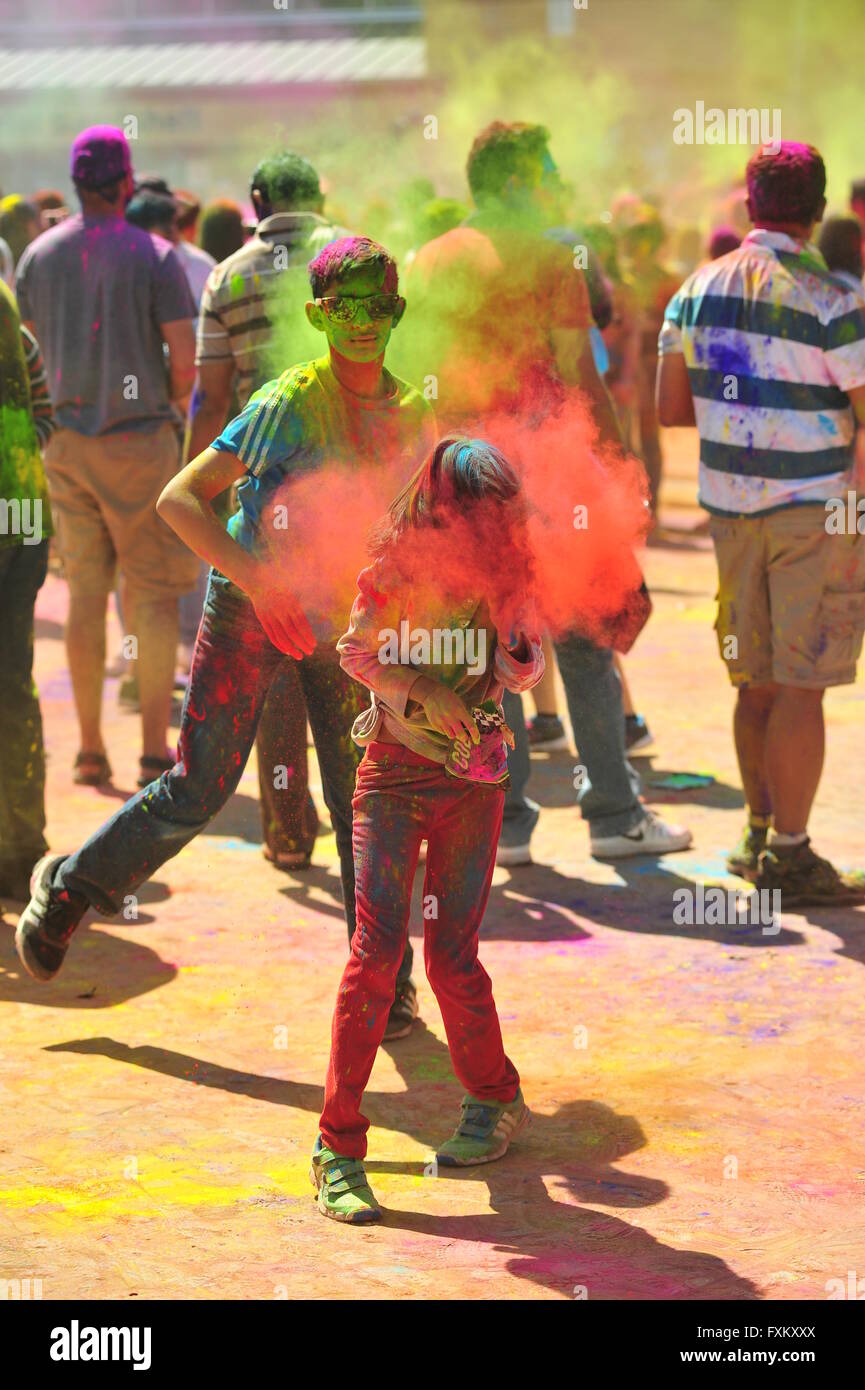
[16,212,195,436]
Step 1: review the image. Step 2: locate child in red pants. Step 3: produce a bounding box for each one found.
[311,436,544,1223]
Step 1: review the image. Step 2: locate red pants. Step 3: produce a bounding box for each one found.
[319,742,520,1157]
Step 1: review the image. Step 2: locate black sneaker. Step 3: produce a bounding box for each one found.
[15,855,88,982]
[383,977,419,1041]
[526,714,569,751]
[624,713,654,753]
[726,823,769,881]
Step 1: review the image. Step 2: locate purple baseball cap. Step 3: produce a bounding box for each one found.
[70,126,133,189]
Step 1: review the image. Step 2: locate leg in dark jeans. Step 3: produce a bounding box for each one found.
[0,541,49,886]
[256,662,319,862]
[55,572,404,972]
[57,572,284,913]
[501,634,642,849]
[500,688,539,848]
[554,632,642,837]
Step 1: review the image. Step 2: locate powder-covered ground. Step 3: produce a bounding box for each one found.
[1,434,863,1301]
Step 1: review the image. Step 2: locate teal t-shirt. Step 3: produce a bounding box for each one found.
[212,355,436,555]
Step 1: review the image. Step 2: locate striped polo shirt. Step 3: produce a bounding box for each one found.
[659,229,865,515]
[195,210,348,409]
[21,325,56,450]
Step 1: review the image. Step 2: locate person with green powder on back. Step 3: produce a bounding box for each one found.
[0,278,53,905]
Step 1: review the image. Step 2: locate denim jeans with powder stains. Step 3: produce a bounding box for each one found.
[320,741,519,1157]
[57,570,413,979]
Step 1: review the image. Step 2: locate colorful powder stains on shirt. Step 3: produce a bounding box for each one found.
[660,229,865,516]
[196,210,351,409]
[15,211,194,437]
[211,354,436,558]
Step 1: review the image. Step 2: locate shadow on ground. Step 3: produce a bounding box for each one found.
[0,918,177,1007]
[44,1027,760,1300]
[520,748,744,812]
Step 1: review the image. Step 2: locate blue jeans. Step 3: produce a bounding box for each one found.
[57,571,413,979]
[502,632,642,843]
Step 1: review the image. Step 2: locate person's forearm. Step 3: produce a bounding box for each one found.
[408,672,440,702]
[157,491,259,594]
[185,390,231,467]
[560,335,624,451]
[589,376,624,450]
[169,364,195,418]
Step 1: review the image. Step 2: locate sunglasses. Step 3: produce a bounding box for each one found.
[315,293,401,323]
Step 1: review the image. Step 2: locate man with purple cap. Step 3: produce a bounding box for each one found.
[15,126,199,789]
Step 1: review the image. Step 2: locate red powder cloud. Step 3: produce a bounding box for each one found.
[259,390,650,648]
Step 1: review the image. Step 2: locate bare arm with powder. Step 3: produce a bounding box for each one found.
[552,326,624,450]
[157,446,316,659]
[846,383,865,486]
[184,359,236,467]
[656,350,696,427]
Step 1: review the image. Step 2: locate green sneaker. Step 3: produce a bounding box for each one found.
[755,839,865,908]
[726,823,769,881]
[435,1089,530,1167]
[309,1136,382,1224]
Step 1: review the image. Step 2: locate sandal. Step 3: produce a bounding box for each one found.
[137,755,175,789]
[73,751,112,786]
[262,845,313,871]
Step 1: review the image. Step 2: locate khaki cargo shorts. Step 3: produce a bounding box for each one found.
[44,423,200,599]
[709,502,865,689]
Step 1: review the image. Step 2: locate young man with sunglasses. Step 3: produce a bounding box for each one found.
[17,236,435,1040]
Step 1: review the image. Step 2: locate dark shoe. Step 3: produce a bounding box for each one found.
[624,713,654,753]
[15,855,88,982]
[383,977,419,1041]
[526,714,569,750]
[73,751,112,786]
[755,839,865,908]
[726,823,769,882]
[137,755,174,789]
[262,846,313,871]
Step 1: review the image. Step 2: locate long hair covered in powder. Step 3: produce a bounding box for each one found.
[368,435,534,620]
[371,436,521,546]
